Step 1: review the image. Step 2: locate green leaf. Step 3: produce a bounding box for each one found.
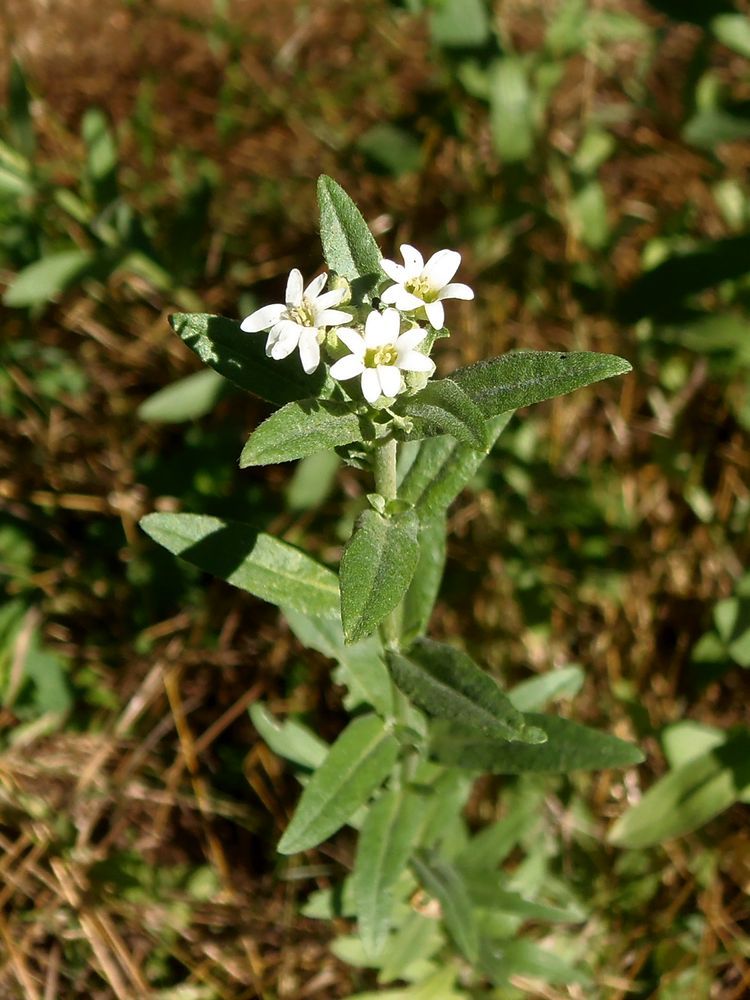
[277,714,399,854]
[378,910,444,985]
[285,451,340,512]
[466,879,581,923]
[608,731,750,848]
[3,250,95,308]
[431,713,644,773]
[340,508,420,644]
[82,107,118,202]
[357,124,423,177]
[661,721,725,770]
[169,312,334,406]
[395,379,488,448]
[317,175,382,283]
[8,60,35,160]
[489,58,535,163]
[508,665,585,712]
[282,608,393,717]
[479,938,590,987]
[387,639,539,743]
[411,851,479,963]
[248,703,328,769]
[454,790,545,876]
[351,967,462,999]
[616,234,750,323]
[139,513,339,617]
[683,110,750,150]
[352,788,425,957]
[400,515,446,644]
[137,369,228,423]
[712,14,750,59]
[399,411,514,517]
[451,351,632,417]
[240,399,363,467]
[430,0,491,49]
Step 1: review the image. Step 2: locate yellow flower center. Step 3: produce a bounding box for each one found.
[287,299,316,327]
[365,344,399,368]
[404,276,434,301]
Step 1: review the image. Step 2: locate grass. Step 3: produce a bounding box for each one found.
[1,0,750,996]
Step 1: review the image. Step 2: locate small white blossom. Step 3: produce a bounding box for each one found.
[329,308,435,404]
[240,268,350,374]
[380,244,474,330]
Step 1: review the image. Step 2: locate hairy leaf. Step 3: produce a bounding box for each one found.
[399,412,514,517]
[395,378,488,448]
[249,703,328,769]
[140,513,339,617]
[340,508,420,644]
[608,731,750,848]
[240,399,363,466]
[352,788,425,958]
[451,351,632,417]
[400,515,447,644]
[277,714,398,854]
[411,851,479,963]
[430,713,643,773]
[388,639,539,743]
[317,175,382,283]
[170,312,334,405]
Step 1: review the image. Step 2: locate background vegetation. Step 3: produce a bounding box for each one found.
[1,0,749,996]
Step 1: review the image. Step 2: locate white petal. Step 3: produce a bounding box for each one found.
[423,249,461,289]
[380,308,401,342]
[330,354,365,380]
[361,368,381,403]
[383,287,425,311]
[399,350,435,373]
[336,327,365,355]
[285,268,303,307]
[314,288,346,311]
[437,282,474,301]
[298,332,320,374]
[424,300,445,329]
[304,272,327,300]
[400,244,424,276]
[317,308,351,327]
[377,365,401,398]
[380,284,403,304]
[380,258,406,282]
[396,325,428,352]
[364,310,390,348]
[269,320,300,359]
[240,303,285,333]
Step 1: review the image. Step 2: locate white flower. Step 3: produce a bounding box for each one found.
[380,244,474,330]
[329,308,435,404]
[240,268,350,374]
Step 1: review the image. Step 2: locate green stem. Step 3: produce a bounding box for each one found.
[373,437,398,502]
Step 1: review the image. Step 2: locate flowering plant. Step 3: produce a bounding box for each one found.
[140,177,641,993]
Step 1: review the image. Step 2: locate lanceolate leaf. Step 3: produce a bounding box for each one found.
[608,730,750,848]
[411,851,479,963]
[317,175,382,283]
[140,513,339,617]
[400,515,447,644]
[248,703,328,769]
[451,351,632,417]
[387,639,540,743]
[430,713,644,773]
[277,714,399,855]
[395,378,488,448]
[138,369,228,423]
[3,249,95,308]
[240,399,363,466]
[282,608,393,717]
[352,788,425,957]
[399,412,514,517]
[170,312,334,405]
[340,508,420,644]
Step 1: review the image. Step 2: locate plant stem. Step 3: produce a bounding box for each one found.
[373,437,398,502]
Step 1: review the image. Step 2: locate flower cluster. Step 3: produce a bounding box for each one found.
[240,245,473,405]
